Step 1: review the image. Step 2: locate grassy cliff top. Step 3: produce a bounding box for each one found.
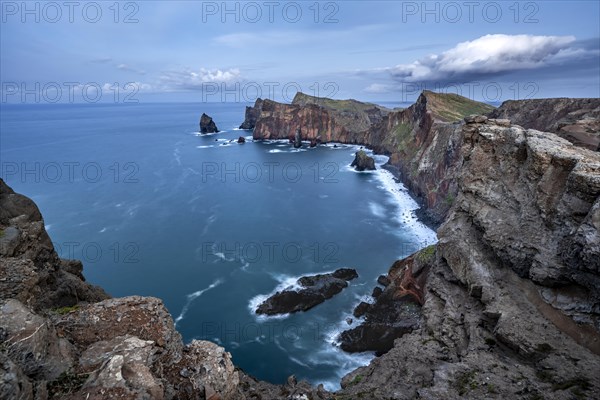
[292,92,392,113]
[421,90,495,122]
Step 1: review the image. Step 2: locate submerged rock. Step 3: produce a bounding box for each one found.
[350,150,376,171]
[199,113,219,134]
[256,268,358,315]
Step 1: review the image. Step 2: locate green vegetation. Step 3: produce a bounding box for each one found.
[417,245,436,263]
[47,370,89,397]
[292,92,390,113]
[484,337,497,347]
[0,229,4,238]
[53,305,79,315]
[445,193,455,206]
[350,375,364,385]
[392,122,413,152]
[454,370,479,395]
[424,90,495,122]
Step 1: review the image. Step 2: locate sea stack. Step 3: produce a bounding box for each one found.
[293,128,302,148]
[199,113,219,134]
[351,150,376,171]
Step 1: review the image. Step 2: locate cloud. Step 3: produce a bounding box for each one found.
[158,67,242,91]
[364,83,396,94]
[116,63,147,75]
[385,34,579,83]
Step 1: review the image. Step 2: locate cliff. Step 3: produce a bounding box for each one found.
[245,91,494,225]
[338,117,600,399]
[489,98,600,151]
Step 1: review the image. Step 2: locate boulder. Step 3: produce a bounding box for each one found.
[237,136,246,143]
[199,113,219,134]
[350,150,375,171]
[256,268,358,315]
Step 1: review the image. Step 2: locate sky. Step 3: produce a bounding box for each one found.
[1,0,599,104]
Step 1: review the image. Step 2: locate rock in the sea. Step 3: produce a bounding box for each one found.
[199,113,219,134]
[256,268,358,315]
[237,136,246,143]
[310,138,318,147]
[350,150,376,171]
[293,128,302,148]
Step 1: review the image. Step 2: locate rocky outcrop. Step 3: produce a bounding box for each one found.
[292,128,302,148]
[340,250,432,355]
[350,150,375,171]
[239,99,264,130]
[0,180,108,310]
[256,269,358,315]
[442,118,600,329]
[199,113,219,133]
[489,98,600,151]
[237,136,246,143]
[337,119,600,399]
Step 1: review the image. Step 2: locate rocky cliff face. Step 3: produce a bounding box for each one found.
[246,91,493,225]
[0,179,331,400]
[489,98,600,151]
[337,118,600,400]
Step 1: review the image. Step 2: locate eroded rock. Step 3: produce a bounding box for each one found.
[200,113,219,134]
[256,268,358,315]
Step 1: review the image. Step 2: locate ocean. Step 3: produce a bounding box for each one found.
[0,102,436,389]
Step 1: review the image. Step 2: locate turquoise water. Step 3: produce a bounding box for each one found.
[0,102,436,389]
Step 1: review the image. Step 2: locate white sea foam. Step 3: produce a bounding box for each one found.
[173,148,181,166]
[174,279,223,326]
[373,166,438,246]
[268,149,284,153]
[306,317,375,391]
[368,202,385,218]
[289,356,311,368]
[196,145,214,149]
[247,274,305,320]
[99,227,107,233]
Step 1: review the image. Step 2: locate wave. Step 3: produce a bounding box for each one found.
[373,167,438,246]
[247,274,305,321]
[174,279,224,326]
